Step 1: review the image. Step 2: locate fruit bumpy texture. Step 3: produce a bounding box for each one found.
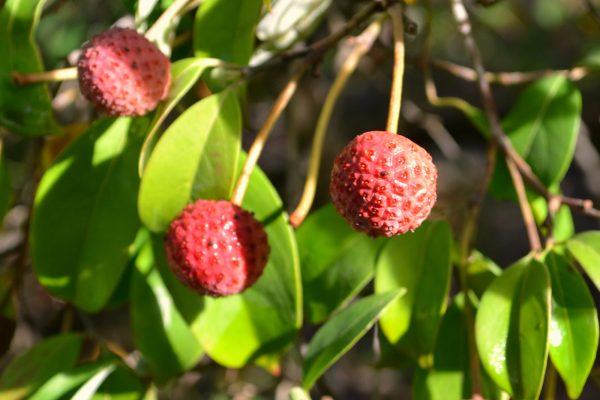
[330,131,437,237]
[77,28,171,116]
[164,200,270,297]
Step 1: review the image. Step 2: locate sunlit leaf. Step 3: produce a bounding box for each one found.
[303,290,404,390]
[139,57,225,175]
[0,0,61,136]
[130,237,203,381]
[297,204,385,324]
[192,159,301,368]
[139,90,241,232]
[566,231,600,291]
[31,117,146,312]
[491,76,581,198]
[0,334,82,399]
[545,250,599,399]
[375,221,453,365]
[475,257,550,399]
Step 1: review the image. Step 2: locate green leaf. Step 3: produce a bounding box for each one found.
[90,365,145,400]
[130,237,203,381]
[297,204,385,324]
[545,250,599,399]
[28,362,111,400]
[375,221,453,365]
[475,257,550,399]
[466,250,502,298]
[302,290,404,390]
[491,76,581,197]
[566,231,600,291]
[31,117,145,312]
[138,57,225,175]
[194,0,262,66]
[71,364,116,400]
[0,0,61,136]
[0,334,82,399]
[192,160,301,368]
[413,294,504,400]
[138,90,241,232]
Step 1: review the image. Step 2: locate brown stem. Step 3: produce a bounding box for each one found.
[12,67,78,85]
[430,58,589,85]
[506,159,543,251]
[231,65,307,206]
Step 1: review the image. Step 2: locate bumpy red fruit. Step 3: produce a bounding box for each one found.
[164,200,270,297]
[330,131,437,237]
[77,28,171,116]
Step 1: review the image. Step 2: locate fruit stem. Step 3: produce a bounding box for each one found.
[289,17,385,228]
[12,67,78,85]
[385,3,405,135]
[231,65,307,206]
[145,0,192,42]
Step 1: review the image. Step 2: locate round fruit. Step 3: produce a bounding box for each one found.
[77,27,171,116]
[164,200,270,297]
[330,131,437,237]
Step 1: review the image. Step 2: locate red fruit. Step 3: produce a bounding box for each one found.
[77,28,171,116]
[164,200,270,297]
[330,131,437,237]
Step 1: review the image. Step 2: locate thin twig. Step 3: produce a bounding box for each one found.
[12,67,78,85]
[506,158,542,251]
[430,58,590,85]
[386,3,405,134]
[289,17,385,227]
[231,65,308,206]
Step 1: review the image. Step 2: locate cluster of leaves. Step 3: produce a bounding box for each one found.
[0,0,599,399]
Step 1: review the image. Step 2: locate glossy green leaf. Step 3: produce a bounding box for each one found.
[466,250,502,298]
[566,231,600,291]
[302,290,404,390]
[194,0,262,65]
[138,57,225,175]
[413,295,504,400]
[139,90,241,232]
[72,364,116,400]
[90,365,145,400]
[29,362,111,400]
[491,76,581,197]
[297,204,385,324]
[0,0,61,136]
[31,118,145,312]
[475,257,550,399]
[375,221,453,365]
[192,160,301,368]
[545,250,599,399]
[0,334,82,399]
[130,238,203,381]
